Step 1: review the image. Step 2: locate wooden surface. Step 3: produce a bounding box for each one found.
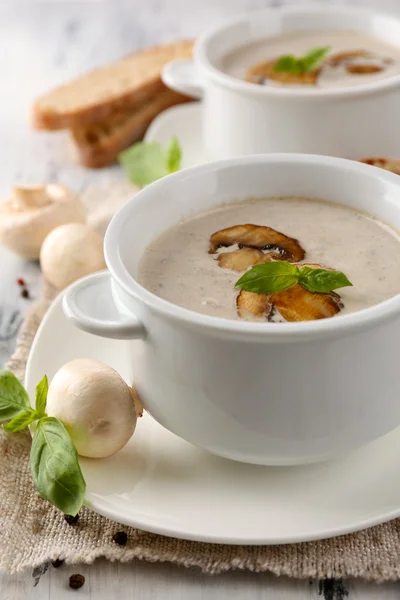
[1,0,400,597]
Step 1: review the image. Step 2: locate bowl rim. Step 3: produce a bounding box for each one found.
[194,4,400,100]
[105,153,400,340]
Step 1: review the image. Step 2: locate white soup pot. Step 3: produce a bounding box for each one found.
[63,154,400,466]
[162,6,400,160]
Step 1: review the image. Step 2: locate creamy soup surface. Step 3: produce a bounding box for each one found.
[138,197,400,322]
[220,30,400,88]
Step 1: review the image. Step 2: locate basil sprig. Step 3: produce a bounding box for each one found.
[235,261,352,295]
[0,370,31,421]
[119,136,182,186]
[3,409,40,433]
[274,46,331,75]
[3,375,48,432]
[0,371,85,516]
[31,417,85,517]
[35,374,48,417]
[296,266,352,293]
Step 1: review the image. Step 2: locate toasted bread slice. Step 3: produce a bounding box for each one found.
[71,87,191,168]
[32,40,194,130]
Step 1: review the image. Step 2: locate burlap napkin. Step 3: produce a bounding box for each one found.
[1,180,400,580]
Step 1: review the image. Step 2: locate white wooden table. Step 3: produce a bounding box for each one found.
[1,0,400,597]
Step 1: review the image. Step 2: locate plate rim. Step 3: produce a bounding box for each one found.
[25,282,400,546]
[144,101,201,143]
[24,103,400,544]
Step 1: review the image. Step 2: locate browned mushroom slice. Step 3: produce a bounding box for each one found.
[359,157,400,175]
[327,50,371,67]
[327,50,384,75]
[209,224,305,262]
[218,248,264,271]
[345,63,383,74]
[236,290,272,320]
[245,59,320,86]
[270,284,342,322]
[217,247,281,271]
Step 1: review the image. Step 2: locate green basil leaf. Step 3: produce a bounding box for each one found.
[299,46,331,72]
[0,370,30,421]
[4,409,39,433]
[119,137,183,186]
[166,136,182,173]
[235,261,300,294]
[30,417,86,516]
[35,375,48,417]
[273,54,299,74]
[118,141,168,186]
[299,267,353,293]
[273,46,331,75]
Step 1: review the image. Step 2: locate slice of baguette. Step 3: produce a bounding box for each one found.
[32,40,194,131]
[71,87,192,168]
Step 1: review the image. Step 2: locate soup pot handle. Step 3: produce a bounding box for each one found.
[162,60,204,99]
[62,271,146,340]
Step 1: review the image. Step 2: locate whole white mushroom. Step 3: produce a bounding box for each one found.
[46,359,138,458]
[0,184,86,259]
[40,223,106,289]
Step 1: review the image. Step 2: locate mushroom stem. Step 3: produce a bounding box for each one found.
[0,184,86,259]
[12,185,51,210]
[11,185,52,210]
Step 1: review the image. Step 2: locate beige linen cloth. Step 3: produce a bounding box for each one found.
[1,179,400,580]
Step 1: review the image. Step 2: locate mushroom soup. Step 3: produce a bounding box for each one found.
[219,30,400,88]
[138,197,400,322]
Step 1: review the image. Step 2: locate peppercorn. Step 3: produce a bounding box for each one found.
[21,288,29,299]
[69,574,85,590]
[64,513,79,526]
[52,558,64,569]
[112,531,128,546]
[17,278,25,286]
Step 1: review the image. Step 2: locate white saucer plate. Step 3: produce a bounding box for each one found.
[145,102,204,166]
[26,292,400,546]
[25,104,400,545]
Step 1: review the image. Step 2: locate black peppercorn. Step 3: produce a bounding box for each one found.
[52,558,64,569]
[21,288,29,299]
[69,574,85,590]
[112,531,128,546]
[64,513,79,526]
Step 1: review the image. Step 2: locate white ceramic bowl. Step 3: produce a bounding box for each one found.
[162,6,400,160]
[63,154,400,466]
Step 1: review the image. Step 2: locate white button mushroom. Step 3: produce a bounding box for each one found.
[40,222,106,289]
[0,184,86,259]
[46,359,138,458]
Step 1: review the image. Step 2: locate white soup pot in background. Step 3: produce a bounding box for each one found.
[63,154,400,466]
[162,6,400,160]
